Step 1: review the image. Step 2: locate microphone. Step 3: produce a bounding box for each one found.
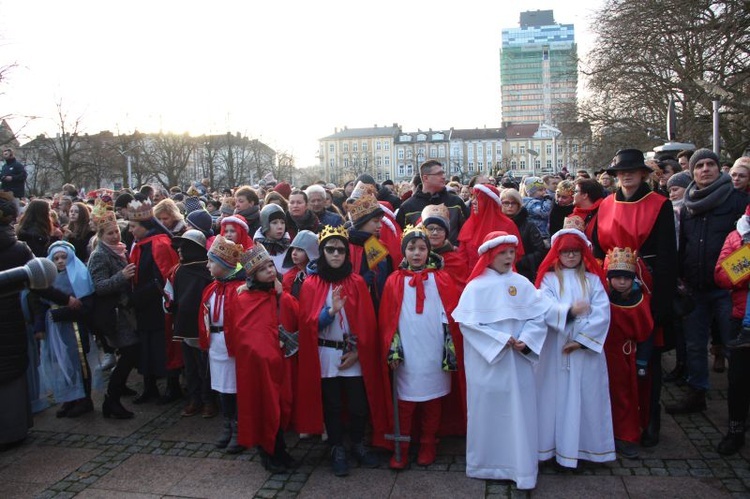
[0,257,58,295]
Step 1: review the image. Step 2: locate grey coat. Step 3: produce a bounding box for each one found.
[87,242,139,348]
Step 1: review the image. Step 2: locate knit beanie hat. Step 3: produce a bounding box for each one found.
[260,203,286,234]
[273,181,292,200]
[186,209,214,237]
[688,148,719,174]
[421,204,450,232]
[184,196,203,215]
[667,171,692,189]
[523,176,545,197]
[400,224,431,255]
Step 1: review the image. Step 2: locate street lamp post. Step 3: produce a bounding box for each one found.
[116,145,137,190]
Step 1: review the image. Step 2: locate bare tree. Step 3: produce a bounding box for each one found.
[39,101,87,184]
[139,133,196,189]
[582,0,750,159]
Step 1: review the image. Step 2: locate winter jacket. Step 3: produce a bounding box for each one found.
[714,228,750,319]
[1,158,27,199]
[396,186,469,245]
[511,208,548,283]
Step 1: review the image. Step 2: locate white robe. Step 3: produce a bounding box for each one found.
[453,268,551,490]
[537,270,615,467]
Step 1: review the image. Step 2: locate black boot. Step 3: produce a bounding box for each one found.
[717,421,746,455]
[133,376,160,405]
[102,394,135,419]
[66,397,94,418]
[274,430,299,469]
[215,418,232,449]
[260,448,287,473]
[663,362,685,383]
[56,401,76,418]
[225,421,245,454]
[157,375,183,405]
[331,445,349,477]
[664,387,706,415]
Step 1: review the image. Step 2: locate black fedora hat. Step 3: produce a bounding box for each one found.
[607,149,651,174]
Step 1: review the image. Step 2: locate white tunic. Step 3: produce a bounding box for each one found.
[207,291,236,394]
[537,270,615,467]
[453,269,551,491]
[397,273,450,402]
[318,285,362,378]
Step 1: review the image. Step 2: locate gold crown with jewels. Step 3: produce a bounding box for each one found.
[126,199,154,222]
[91,199,118,232]
[346,193,381,225]
[208,235,243,267]
[562,215,585,233]
[606,246,637,274]
[318,224,349,245]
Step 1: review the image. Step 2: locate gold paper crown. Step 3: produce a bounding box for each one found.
[241,245,272,275]
[606,247,637,274]
[318,224,349,246]
[421,203,449,223]
[347,194,382,224]
[126,199,154,222]
[562,215,586,233]
[208,235,243,267]
[348,181,377,201]
[401,224,429,242]
[91,199,118,232]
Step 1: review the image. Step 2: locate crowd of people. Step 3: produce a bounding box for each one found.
[1,146,750,490]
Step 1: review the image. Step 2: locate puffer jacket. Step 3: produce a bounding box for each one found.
[714,228,749,319]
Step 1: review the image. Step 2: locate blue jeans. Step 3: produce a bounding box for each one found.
[683,288,732,390]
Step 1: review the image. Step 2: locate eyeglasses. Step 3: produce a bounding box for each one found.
[324,246,346,255]
[561,250,581,256]
[425,226,445,233]
[501,201,519,207]
[426,170,445,176]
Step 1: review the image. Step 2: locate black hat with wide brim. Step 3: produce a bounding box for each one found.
[606,149,652,174]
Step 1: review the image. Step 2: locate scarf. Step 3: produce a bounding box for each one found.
[684,173,734,215]
[431,240,454,255]
[289,210,320,233]
[237,205,260,226]
[315,257,353,283]
[571,198,603,225]
[102,240,128,263]
[397,253,442,313]
[256,234,291,256]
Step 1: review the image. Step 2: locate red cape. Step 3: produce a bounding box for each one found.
[439,249,468,292]
[131,234,181,369]
[378,268,466,439]
[226,288,288,453]
[295,272,390,448]
[197,279,244,352]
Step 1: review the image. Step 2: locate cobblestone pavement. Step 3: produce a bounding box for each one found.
[1,352,749,498]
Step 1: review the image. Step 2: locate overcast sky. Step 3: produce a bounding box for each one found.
[1,0,603,167]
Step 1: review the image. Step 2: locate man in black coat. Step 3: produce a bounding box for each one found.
[1,149,27,199]
[396,160,469,245]
[667,149,748,415]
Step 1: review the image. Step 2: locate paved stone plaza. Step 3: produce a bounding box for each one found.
[1,352,749,498]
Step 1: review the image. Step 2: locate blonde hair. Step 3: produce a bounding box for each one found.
[553,259,589,298]
[153,198,184,223]
[500,188,522,205]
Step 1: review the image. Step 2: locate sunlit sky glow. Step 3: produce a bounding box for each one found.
[1,0,603,167]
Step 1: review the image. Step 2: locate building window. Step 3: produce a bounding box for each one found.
[343,143,349,152]
[438,145,446,157]
[546,159,552,169]
[329,144,335,153]
[344,159,349,168]
[477,144,483,156]
[362,142,367,152]
[375,156,381,166]
[384,156,390,166]
[468,162,475,173]
[430,146,437,157]
[546,144,552,155]
[406,164,414,176]
[376,141,381,150]
[385,171,391,180]
[398,149,404,160]
[398,164,405,176]
[557,159,563,168]
[557,145,563,154]
[377,172,382,181]
[535,159,541,169]
[520,145,526,154]
[352,143,358,152]
[407,149,413,159]
[511,146,517,155]
[329,158,335,167]
[520,160,526,169]
[384,142,390,150]
[511,160,517,169]
[478,161,483,171]
[418,148,425,161]
[572,144,579,153]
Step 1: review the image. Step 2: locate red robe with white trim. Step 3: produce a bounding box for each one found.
[378,267,466,439]
[226,287,288,453]
[295,272,390,448]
